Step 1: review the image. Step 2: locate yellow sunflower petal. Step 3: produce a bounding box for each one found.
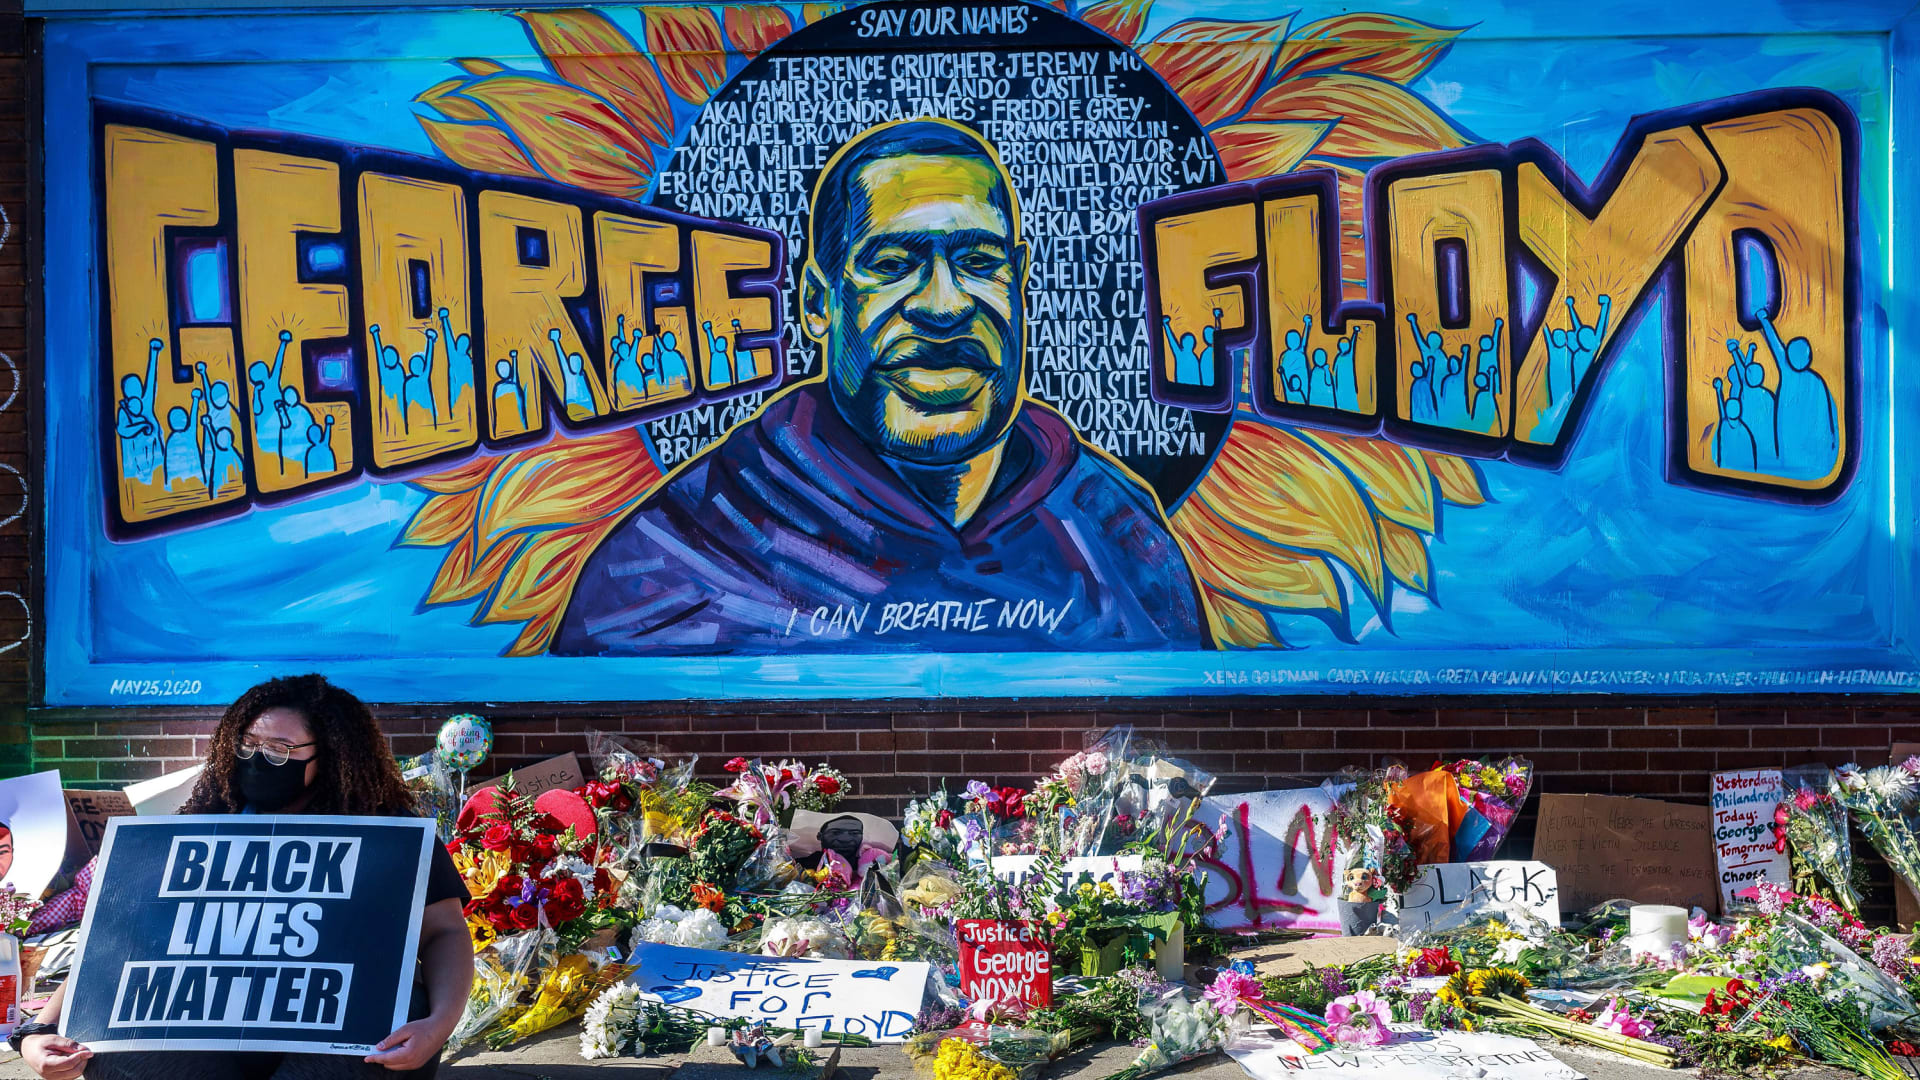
[453,74,653,196]
[516,9,675,146]
[1299,429,1436,533]
[1081,0,1153,44]
[1272,13,1467,85]
[1211,120,1330,182]
[415,115,541,180]
[643,6,728,106]
[1243,73,1471,160]
[1138,16,1293,127]
[724,5,795,57]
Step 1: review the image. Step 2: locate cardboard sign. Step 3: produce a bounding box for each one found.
[988,854,1144,884]
[65,790,135,856]
[1196,788,1345,934]
[1229,1025,1584,1080]
[1398,861,1561,932]
[62,815,435,1054]
[625,942,926,1042]
[474,752,585,799]
[1710,769,1788,911]
[1533,794,1716,915]
[957,920,1051,1008]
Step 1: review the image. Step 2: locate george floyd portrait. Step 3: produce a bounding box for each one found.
[552,119,1208,656]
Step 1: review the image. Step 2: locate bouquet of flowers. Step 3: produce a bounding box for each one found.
[1778,773,1862,915]
[719,757,846,828]
[1051,727,1136,857]
[1329,766,1417,895]
[1106,987,1230,1079]
[0,885,40,937]
[583,728,704,850]
[1439,757,1533,861]
[630,903,731,951]
[451,780,614,949]
[904,786,965,867]
[1834,758,1920,902]
[578,983,707,1059]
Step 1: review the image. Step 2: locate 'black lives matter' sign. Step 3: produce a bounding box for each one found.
[62,816,434,1054]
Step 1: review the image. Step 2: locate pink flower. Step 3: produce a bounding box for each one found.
[1593,998,1653,1040]
[1902,755,1920,777]
[1204,970,1264,1016]
[1774,805,1790,825]
[1326,991,1393,1046]
[1794,789,1821,811]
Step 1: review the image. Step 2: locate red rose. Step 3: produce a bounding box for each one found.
[936,809,954,829]
[509,903,539,930]
[994,787,1027,819]
[491,874,525,901]
[815,776,841,795]
[532,833,559,862]
[480,824,514,852]
[725,757,749,773]
[594,868,613,894]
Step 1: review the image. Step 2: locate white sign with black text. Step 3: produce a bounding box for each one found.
[1397,861,1561,932]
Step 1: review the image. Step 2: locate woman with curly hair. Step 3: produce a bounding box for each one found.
[17,674,474,1080]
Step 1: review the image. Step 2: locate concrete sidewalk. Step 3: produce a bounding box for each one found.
[0,937,1857,1079]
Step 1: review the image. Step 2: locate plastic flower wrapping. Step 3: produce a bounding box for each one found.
[1107,987,1231,1079]
[1779,765,1863,915]
[1834,758,1920,905]
[717,756,848,828]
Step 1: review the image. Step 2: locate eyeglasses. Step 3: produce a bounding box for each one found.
[235,738,317,766]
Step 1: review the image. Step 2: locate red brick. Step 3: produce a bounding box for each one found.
[1749,727,1816,749]
[1646,707,1715,727]
[1576,707,1644,727]
[1821,726,1892,749]
[720,732,791,755]
[1435,709,1503,728]
[1612,728,1679,749]
[892,712,960,730]
[1232,709,1300,728]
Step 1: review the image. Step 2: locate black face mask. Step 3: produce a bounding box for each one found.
[236,753,312,811]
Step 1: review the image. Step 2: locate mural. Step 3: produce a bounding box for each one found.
[37,0,1915,703]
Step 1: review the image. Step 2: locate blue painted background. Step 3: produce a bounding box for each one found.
[37,0,1920,704]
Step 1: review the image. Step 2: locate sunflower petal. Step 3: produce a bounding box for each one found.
[457,58,507,77]
[1138,16,1293,127]
[426,533,527,607]
[1211,120,1330,181]
[643,6,728,106]
[1081,0,1153,44]
[724,5,795,56]
[1272,13,1467,85]
[401,485,483,549]
[516,9,674,146]
[413,454,500,496]
[416,115,541,180]
[1201,586,1285,648]
[1197,420,1387,603]
[454,74,653,197]
[1378,517,1431,593]
[1300,430,1435,534]
[471,429,662,553]
[1173,500,1345,614]
[1424,451,1489,507]
[801,3,844,24]
[1245,73,1470,160]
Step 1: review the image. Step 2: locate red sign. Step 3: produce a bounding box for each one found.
[957,919,1052,1008]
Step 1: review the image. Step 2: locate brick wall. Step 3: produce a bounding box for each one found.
[30,696,1914,921]
[0,4,33,778]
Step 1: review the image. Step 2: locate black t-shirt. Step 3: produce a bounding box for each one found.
[425,841,471,907]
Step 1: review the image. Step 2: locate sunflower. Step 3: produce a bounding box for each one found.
[1466,967,1532,1000]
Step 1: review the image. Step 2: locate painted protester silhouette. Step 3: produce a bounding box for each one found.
[553,120,1206,655]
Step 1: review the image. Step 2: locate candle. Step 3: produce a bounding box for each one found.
[707,1027,726,1047]
[1626,904,1688,956]
[804,1028,824,1049]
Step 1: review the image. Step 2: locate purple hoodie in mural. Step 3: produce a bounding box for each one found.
[551,382,1207,655]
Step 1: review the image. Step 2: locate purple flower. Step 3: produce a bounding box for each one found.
[964,780,993,802]
[1407,991,1433,1023]
[1320,968,1350,997]
[1874,934,1912,977]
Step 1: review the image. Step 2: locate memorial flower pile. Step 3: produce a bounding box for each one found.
[1779,777,1864,915]
[1835,758,1920,902]
[717,756,847,827]
[451,781,614,944]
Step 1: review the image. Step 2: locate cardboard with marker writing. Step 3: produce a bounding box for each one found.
[624,942,928,1041]
[475,753,585,799]
[1710,769,1788,912]
[1533,793,1717,915]
[61,815,434,1054]
[65,789,134,857]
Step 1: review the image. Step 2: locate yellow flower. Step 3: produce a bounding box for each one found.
[1466,967,1531,1000]
[1097,881,1117,898]
[466,915,497,954]
[1766,1034,1795,1051]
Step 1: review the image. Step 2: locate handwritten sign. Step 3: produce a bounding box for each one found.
[957,920,1051,1008]
[1399,861,1561,932]
[988,854,1143,884]
[1710,769,1787,911]
[65,790,135,856]
[1196,788,1345,934]
[1533,794,1716,915]
[1229,1026,1583,1079]
[624,942,926,1042]
[62,816,434,1054]
[475,753,585,799]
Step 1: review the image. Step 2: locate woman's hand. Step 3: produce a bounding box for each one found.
[363,1015,455,1071]
[22,1033,91,1079]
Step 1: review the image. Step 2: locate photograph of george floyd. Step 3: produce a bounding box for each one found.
[3,0,1920,1077]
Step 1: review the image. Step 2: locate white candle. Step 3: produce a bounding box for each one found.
[707,1026,726,1047]
[804,1027,824,1049]
[1627,904,1688,955]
